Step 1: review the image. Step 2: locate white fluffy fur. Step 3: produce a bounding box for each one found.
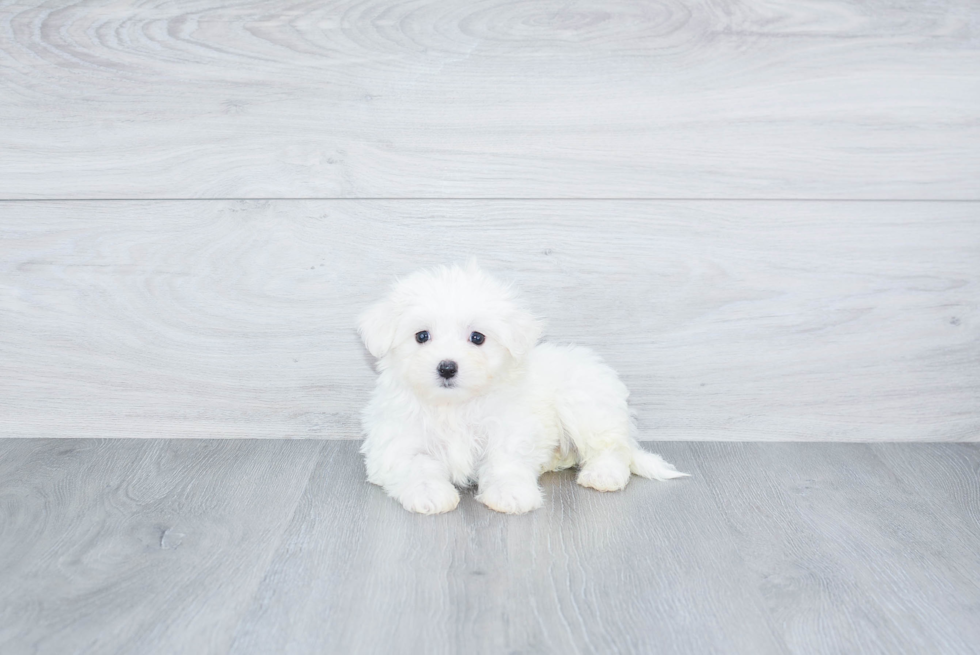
[358,262,687,515]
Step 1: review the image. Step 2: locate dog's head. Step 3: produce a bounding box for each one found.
[358,262,543,403]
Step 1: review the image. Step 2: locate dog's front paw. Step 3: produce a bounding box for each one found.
[477,481,543,515]
[398,481,460,515]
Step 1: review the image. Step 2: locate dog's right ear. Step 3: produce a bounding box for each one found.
[358,298,399,359]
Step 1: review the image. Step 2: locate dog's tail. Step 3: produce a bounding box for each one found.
[630,447,690,481]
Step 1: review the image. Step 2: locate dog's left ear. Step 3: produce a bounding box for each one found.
[494,306,544,360]
[358,298,400,359]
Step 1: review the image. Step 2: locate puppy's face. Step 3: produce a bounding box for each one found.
[359,264,542,403]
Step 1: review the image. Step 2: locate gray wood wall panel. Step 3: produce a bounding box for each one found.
[1,0,978,199]
[2,439,978,654]
[1,200,976,441]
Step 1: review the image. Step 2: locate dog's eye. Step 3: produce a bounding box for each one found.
[469,331,485,346]
[415,330,429,344]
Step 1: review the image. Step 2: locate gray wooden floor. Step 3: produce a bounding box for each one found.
[1,439,978,655]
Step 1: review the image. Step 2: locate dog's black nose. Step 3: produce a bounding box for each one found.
[437,360,458,379]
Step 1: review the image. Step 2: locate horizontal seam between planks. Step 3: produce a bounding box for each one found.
[1,198,980,203]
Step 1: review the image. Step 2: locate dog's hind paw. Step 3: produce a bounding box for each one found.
[577,454,632,492]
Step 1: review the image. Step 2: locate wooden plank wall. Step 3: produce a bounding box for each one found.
[1,0,977,440]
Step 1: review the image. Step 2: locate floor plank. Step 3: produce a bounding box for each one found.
[1,0,977,199]
[231,442,786,655]
[1,440,978,654]
[0,438,324,655]
[694,443,980,654]
[1,200,976,441]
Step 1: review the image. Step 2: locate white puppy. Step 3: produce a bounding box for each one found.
[358,262,687,515]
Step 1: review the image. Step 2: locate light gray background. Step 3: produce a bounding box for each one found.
[2,4,979,654]
[1,0,978,441]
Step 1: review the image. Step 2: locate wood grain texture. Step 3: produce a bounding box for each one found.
[1,440,978,654]
[1,199,977,441]
[0,438,325,654]
[691,442,980,654]
[1,0,978,199]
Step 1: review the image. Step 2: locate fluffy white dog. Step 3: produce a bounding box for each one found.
[358,262,687,515]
